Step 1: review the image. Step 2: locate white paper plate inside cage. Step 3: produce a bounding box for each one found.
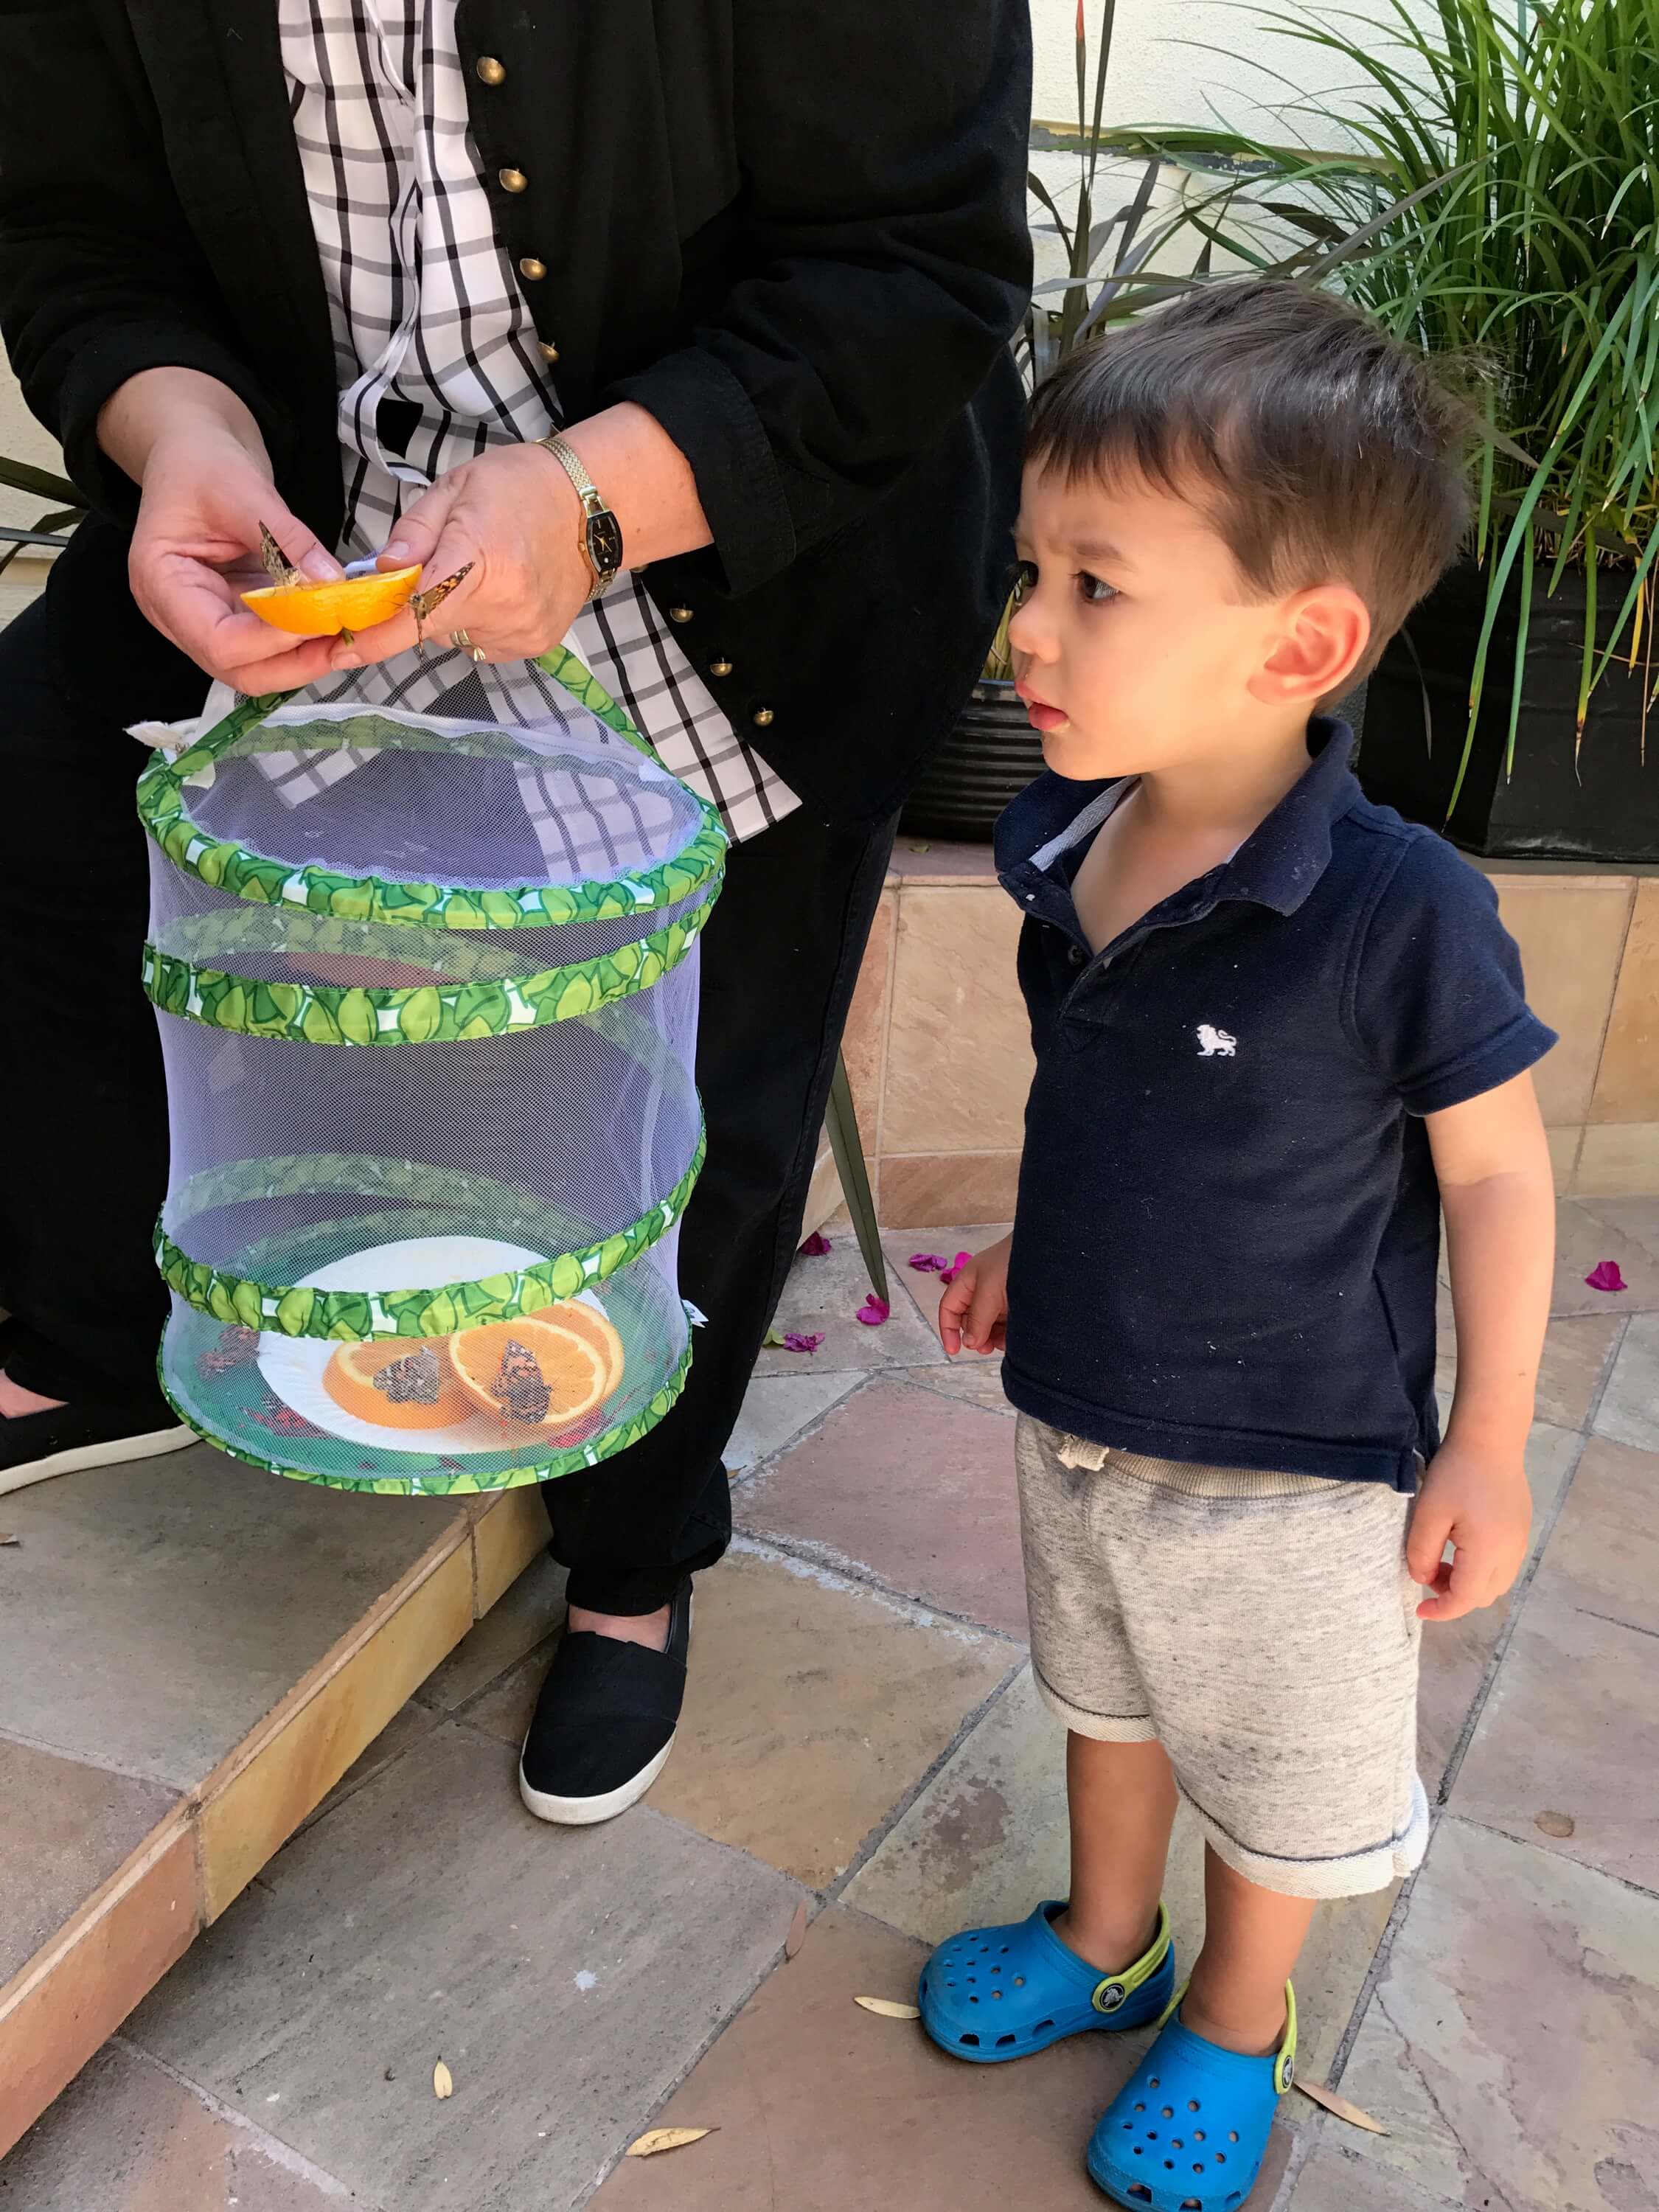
[257,1234,606,1453]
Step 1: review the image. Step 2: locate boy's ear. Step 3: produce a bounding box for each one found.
[1250,583,1371,708]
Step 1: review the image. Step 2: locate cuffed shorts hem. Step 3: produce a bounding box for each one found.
[1031,1662,1158,1743]
[1179,1773,1431,1902]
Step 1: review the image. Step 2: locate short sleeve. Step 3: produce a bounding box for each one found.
[1349,832,1557,1116]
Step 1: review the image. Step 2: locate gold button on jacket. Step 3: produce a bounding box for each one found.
[475,55,507,85]
[498,167,527,193]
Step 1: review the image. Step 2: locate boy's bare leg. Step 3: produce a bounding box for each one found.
[1051,1732,1178,1972]
[1183,1845,1315,2055]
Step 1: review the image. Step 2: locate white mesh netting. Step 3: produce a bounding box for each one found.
[145,694,720,1494]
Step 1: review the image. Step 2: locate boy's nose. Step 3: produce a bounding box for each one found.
[1006,600,1057,661]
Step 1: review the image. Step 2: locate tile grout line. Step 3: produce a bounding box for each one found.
[1443,1806,1659,1905]
[824,1657,1031,1906]
[569,1660,1033,2209]
[108,2034,373,2205]
[0,1719,192,1795]
[723,1525,1028,1650]
[724,1367,877,1495]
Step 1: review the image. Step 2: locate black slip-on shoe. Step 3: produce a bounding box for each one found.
[518,1579,692,1826]
[0,1397,193,1498]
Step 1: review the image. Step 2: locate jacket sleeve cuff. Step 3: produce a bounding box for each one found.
[52,319,297,525]
[605,348,796,600]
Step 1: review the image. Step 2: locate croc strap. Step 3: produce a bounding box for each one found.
[1154,1973,1299,2091]
[1092,1899,1175,2016]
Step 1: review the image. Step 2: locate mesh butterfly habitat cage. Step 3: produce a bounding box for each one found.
[136,647,725,1495]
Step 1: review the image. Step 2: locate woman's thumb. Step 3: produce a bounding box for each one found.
[249,495,342,583]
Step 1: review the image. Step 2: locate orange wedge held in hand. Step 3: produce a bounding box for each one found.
[241,565,422,638]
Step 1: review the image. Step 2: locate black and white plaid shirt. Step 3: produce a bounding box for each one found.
[250,0,798,842]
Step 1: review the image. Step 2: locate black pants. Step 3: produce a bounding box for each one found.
[0,541,894,1611]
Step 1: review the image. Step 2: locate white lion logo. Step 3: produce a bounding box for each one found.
[1196,1023,1237,1057]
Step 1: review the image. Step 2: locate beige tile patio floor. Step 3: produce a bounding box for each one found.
[4,1197,1656,2211]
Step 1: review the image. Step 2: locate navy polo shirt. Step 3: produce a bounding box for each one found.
[995,720,1556,1492]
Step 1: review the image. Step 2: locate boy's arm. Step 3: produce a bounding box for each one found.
[1413,1071,1555,1622]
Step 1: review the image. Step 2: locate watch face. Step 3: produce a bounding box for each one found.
[585,511,624,580]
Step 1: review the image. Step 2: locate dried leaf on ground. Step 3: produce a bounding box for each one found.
[854,1996,920,2020]
[1534,1808,1576,1837]
[0,1534,18,1547]
[433,2059,453,2099]
[626,2126,718,2158]
[785,1901,808,1959]
[1294,2079,1388,2134]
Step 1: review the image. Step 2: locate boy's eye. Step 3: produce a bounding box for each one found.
[1077,571,1118,605]
[1009,558,1038,606]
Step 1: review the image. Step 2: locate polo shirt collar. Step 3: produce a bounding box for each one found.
[997,717,1357,923]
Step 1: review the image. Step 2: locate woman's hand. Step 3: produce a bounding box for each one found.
[329,401,714,674]
[328,441,589,672]
[102,368,346,694]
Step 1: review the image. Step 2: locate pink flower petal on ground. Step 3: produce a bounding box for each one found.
[782,1331,824,1354]
[908,1253,949,1273]
[855,1295,891,1326]
[939,1251,973,1287]
[1585,1259,1628,1293]
[798,1231,833,1257]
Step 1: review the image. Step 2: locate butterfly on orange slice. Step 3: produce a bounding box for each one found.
[448,1315,611,1432]
[323,1338,473,1430]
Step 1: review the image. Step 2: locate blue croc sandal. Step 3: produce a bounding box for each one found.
[918,1900,1175,2063]
[1086,1980,1296,2210]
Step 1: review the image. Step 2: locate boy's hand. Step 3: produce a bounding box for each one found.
[1405,1440,1532,1622]
[939,1234,1012,1357]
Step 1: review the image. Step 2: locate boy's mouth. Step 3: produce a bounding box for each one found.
[1015,680,1068,734]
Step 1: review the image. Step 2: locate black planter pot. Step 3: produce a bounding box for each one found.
[1363,555,1659,862]
[900,679,1044,842]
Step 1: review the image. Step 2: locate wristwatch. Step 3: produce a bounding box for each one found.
[536,434,624,599]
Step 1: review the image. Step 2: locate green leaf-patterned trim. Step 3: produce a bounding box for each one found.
[135,657,727,931]
[155,1129,704,1341]
[155,1333,695,1494]
[142,891,712,1043]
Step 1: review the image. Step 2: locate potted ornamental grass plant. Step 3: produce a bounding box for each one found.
[1124,0,1659,860]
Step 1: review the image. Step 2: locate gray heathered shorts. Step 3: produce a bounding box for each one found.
[1017,1414,1430,1901]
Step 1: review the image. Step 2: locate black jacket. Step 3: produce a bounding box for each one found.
[0,0,1031,823]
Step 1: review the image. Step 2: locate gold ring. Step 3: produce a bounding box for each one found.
[451,628,487,664]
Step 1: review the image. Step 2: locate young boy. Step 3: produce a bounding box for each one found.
[918,282,1557,2208]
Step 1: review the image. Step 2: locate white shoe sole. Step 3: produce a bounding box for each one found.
[0,1422,195,1499]
[518,1733,677,1826]
[518,1590,692,1826]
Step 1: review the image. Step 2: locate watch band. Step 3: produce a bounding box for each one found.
[536,434,624,600]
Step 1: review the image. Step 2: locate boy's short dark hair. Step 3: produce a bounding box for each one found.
[1027,280,1472,672]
